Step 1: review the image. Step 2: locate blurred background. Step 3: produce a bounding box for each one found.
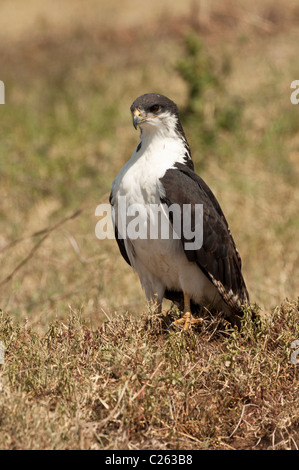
[0,0,298,331]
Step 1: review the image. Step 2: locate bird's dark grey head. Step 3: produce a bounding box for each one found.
[130,93,179,119]
[130,93,185,137]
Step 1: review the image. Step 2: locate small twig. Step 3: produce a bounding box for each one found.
[0,209,82,255]
[130,360,164,403]
[63,229,105,264]
[100,307,112,322]
[97,379,129,430]
[183,359,202,378]
[229,404,259,438]
[291,436,299,450]
[177,431,202,444]
[0,208,82,287]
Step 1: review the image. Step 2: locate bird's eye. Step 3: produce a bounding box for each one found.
[149,104,160,113]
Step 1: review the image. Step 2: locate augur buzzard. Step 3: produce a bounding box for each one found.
[110,93,249,329]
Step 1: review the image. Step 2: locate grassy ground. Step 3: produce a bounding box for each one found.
[0,302,298,449]
[0,0,298,449]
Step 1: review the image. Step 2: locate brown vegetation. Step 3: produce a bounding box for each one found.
[0,0,298,449]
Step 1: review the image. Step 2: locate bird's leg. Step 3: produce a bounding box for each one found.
[173,293,203,330]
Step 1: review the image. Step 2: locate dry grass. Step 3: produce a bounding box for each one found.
[0,301,298,449]
[0,0,298,449]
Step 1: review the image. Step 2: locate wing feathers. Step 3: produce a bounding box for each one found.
[160,165,249,314]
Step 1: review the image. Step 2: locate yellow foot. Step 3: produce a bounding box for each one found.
[172,311,203,331]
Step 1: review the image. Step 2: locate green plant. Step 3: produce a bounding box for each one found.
[176,33,243,147]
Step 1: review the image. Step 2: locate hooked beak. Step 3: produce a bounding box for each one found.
[132,108,143,130]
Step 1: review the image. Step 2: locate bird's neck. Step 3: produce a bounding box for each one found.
[139,125,177,144]
[134,127,192,170]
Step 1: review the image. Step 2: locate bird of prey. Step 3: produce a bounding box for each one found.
[110,93,249,329]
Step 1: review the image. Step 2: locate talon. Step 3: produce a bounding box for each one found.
[171,294,203,331]
[173,311,203,330]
